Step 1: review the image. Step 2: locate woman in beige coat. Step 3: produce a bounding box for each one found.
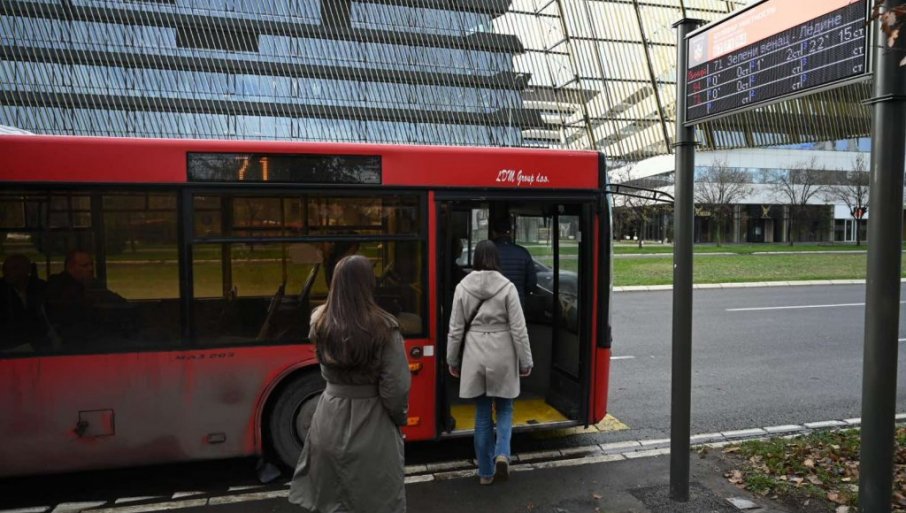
[447,240,533,485]
[289,255,411,513]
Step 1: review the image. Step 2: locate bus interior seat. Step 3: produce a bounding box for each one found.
[267,263,320,342]
[291,263,321,336]
[256,282,286,341]
[299,263,320,304]
[208,286,240,333]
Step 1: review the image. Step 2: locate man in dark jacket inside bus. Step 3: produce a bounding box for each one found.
[490,217,537,304]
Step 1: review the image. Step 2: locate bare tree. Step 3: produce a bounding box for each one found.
[770,158,829,246]
[624,195,653,249]
[694,159,753,246]
[824,154,870,246]
[611,168,655,248]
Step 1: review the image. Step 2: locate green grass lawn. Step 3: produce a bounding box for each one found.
[533,242,885,286]
[6,239,896,294]
[613,242,882,255]
[612,252,900,286]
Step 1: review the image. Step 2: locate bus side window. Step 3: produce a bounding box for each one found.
[192,241,323,346]
[189,193,425,344]
[1,191,182,356]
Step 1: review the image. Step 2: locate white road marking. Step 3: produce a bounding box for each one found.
[610,355,636,360]
[727,301,906,312]
[899,338,906,342]
[226,485,262,492]
[51,503,107,513]
[208,490,288,506]
[88,499,207,513]
[114,498,162,505]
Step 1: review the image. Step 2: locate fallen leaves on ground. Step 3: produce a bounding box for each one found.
[724,427,906,512]
[725,469,744,485]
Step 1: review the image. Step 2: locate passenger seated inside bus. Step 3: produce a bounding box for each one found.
[45,249,129,351]
[0,254,55,353]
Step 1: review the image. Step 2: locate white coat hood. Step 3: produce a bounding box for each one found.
[458,270,512,300]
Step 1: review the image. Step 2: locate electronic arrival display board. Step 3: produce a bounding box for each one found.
[685,0,869,124]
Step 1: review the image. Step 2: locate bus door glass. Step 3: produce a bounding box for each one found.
[515,208,588,421]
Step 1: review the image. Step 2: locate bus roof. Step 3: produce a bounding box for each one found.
[0,135,602,190]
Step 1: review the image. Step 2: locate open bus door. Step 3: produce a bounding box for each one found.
[436,196,594,435]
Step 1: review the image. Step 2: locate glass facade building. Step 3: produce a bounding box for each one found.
[5,1,870,163]
[1,1,532,146]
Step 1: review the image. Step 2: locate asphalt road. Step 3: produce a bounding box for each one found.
[607,283,906,439]
[3,284,906,511]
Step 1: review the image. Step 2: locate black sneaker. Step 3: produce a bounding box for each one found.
[495,455,509,481]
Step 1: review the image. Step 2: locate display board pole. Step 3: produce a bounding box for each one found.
[670,17,703,503]
[860,1,906,511]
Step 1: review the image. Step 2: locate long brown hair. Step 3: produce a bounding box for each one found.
[311,254,396,373]
[472,240,501,271]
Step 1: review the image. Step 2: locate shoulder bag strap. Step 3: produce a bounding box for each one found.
[457,297,486,363]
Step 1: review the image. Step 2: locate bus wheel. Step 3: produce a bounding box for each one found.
[268,372,325,470]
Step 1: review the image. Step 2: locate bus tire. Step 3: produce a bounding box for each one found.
[268,372,325,470]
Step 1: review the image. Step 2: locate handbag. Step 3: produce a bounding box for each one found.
[457,298,486,366]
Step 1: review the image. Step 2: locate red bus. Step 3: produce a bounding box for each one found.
[0,135,612,477]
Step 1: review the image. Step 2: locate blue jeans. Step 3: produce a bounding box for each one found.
[474,396,514,478]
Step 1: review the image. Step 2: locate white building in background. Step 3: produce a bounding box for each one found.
[615,147,871,244]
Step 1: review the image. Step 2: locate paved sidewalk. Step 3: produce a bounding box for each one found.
[158,452,796,513]
[406,452,793,513]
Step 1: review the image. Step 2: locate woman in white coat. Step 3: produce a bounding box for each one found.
[446,240,533,485]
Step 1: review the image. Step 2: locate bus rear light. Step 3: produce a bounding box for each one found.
[408,363,422,374]
[406,417,420,427]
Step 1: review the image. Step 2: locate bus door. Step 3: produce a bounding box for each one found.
[437,197,593,434]
[514,204,595,424]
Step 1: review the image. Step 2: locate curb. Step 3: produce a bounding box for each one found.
[69,414,906,513]
[406,413,906,483]
[614,278,906,292]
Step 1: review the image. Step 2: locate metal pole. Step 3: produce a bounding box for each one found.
[670,18,703,503]
[860,1,906,511]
